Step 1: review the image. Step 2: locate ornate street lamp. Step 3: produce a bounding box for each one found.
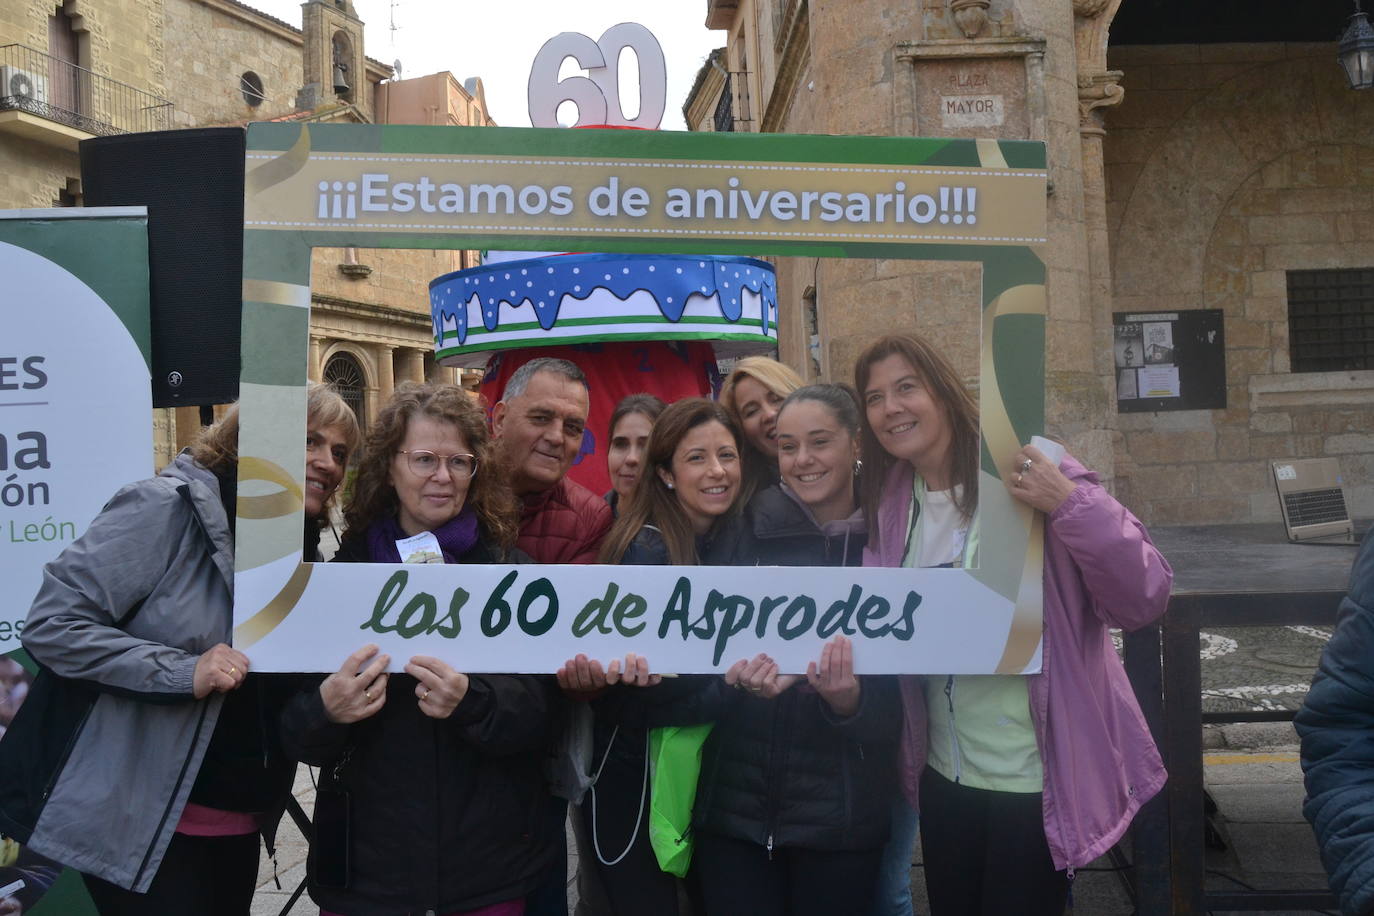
[1339,1,1374,90]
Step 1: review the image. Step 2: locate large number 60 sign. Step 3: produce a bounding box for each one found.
[527,23,668,129]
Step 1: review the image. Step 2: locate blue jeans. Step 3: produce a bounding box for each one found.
[872,795,920,916]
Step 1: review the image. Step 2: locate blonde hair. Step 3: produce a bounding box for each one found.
[718,356,804,492]
[188,406,240,474]
[718,357,804,427]
[307,382,362,458]
[188,383,361,519]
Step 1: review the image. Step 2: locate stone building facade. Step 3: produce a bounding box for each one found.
[1,0,493,465]
[1106,40,1374,524]
[688,0,1374,527]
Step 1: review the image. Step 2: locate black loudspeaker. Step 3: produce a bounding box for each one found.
[80,127,247,407]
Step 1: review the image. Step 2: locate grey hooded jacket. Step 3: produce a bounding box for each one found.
[0,453,233,892]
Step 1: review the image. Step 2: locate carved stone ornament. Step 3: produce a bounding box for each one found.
[949,0,991,39]
[1077,70,1124,135]
[1072,0,1111,17]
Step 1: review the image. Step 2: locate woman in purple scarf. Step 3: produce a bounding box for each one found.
[280,382,559,916]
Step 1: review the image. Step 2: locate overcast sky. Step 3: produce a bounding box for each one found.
[242,0,727,129]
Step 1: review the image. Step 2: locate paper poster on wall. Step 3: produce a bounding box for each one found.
[1113,309,1225,413]
[1143,321,1174,364]
[0,207,150,916]
[1139,365,1181,398]
[1117,367,1139,400]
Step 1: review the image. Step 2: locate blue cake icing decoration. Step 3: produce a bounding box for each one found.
[429,253,778,348]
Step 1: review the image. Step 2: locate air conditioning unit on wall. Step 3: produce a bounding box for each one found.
[1,66,48,105]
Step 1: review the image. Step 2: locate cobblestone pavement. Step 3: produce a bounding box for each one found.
[1201,625,1330,716]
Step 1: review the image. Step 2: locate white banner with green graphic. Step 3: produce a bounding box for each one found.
[0,206,150,916]
[0,208,152,648]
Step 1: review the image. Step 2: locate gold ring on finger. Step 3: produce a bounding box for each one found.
[422,688,432,700]
[364,689,373,701]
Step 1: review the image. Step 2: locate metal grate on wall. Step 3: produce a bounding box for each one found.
[1287,268,1374,372]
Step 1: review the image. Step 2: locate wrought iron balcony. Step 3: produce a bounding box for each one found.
[713,72,755,133]
[0,44,173,137]
[713,74,735,132]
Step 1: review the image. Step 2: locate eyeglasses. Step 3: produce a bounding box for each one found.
[397,450,478,479]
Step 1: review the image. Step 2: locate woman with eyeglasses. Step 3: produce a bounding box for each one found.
[280,382,558,916]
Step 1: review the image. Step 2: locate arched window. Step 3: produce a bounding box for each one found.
[323,351,366,430]
[240,71,265,108]
[331,30,354,101]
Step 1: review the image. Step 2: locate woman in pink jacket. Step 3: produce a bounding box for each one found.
[856,334,1172,916]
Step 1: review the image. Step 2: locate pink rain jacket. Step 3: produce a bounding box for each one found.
[864,455,1172,870]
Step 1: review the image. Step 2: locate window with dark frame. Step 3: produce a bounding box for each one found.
[323,351,367,433]
[1287,268,1374,372]
[240,71,265,108]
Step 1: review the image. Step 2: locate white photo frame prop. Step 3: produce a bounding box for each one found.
[235,123,1050,674]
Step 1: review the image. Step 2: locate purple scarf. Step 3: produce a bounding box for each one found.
[364,506,480,564]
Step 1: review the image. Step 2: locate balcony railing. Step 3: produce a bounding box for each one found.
[713,74,735,132]
[0,44,173,136]
[713,72,755,133]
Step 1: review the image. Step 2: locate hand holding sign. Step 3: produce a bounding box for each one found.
[556,653,608,695]
[806,635,861,718]
[192,643,250,699]
[605,652,661,688]
[726,653,800,700]
[406,656,470,720]
[1008,443,1076,514]
[558,653,661,694]
[321,645,389,724]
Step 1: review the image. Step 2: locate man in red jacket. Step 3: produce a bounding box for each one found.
[492,357,613,564]
[491,357,615,916]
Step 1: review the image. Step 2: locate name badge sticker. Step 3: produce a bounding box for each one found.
[395,531,444,564]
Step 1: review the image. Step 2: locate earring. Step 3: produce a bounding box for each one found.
[666,481,675,490]
[853,459,863,477]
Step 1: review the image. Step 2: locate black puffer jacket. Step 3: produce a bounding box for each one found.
[280,529,558,916]
[594,522,739,772]
[722,484,867,568]
[692,486,899,852]
[693,677,899,851]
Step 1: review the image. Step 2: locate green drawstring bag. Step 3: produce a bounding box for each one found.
[646,723,714,877]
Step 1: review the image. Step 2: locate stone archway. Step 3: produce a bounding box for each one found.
[1104,47,1374,523]
[1109,53,1374,305]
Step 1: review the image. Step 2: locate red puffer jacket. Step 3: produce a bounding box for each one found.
[516,476,613,564]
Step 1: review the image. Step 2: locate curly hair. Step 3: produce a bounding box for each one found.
[343,382,517,552]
